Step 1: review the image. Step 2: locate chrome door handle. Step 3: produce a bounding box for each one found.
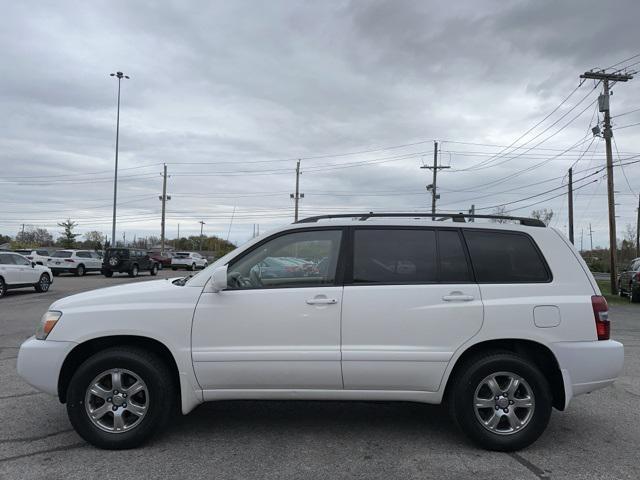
[442,293,475,302]
[306,298,338,305]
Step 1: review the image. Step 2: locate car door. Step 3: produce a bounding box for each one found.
[192,228,345,392]
[341,227,483,391]
[12,254,38,283]
[0,253,22,285]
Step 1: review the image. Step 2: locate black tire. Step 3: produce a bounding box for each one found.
[0,277,6,298]
[630,286,640,303]
[75,264,85,277]
[104,271,114,278]
[171,267,177,271]
[66,347,176,450]
[52,271,60,277]
[129,265,139,277]
[34,273,51,293]
[448,352,552,452]
[190,263,196,271]
[150,264,158,276]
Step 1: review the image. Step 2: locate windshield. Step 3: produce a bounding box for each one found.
[51,251,73,258]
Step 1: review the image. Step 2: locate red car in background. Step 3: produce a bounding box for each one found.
[147,251,173,269]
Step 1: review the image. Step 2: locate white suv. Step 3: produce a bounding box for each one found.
[0,252,53,298]
[171,252,208,271]
[14,249,53,266]
[47,250,102,276]
[17,213,624,451]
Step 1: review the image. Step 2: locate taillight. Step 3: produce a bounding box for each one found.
[591,295,610,340]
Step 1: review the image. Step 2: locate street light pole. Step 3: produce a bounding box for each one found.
[109,71,130,247]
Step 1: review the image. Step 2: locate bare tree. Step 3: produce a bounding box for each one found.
[491,206,509,223]
[531,208,554,226]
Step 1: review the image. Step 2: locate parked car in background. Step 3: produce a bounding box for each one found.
[102,248,159,277]
[13,249,53,266]
[0,252,52,298]
[148,251,172,269]
[16,213,624,451]
[47,250,102,276]
[618,257,640,302]
[171,252,208,271]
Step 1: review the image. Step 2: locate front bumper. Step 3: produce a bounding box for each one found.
[552,340,624,407]
[17,336,76,396]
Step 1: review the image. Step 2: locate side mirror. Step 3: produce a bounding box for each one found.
[208,265,228,293]
[31,262,36,268]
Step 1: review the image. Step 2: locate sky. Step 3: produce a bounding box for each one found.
[2,0,640,248]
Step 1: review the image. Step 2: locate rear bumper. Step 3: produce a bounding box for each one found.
[552,340,624,407]
[49,266,76,273]
[17,336,76,396]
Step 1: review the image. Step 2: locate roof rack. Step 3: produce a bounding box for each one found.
[296,212,546,227]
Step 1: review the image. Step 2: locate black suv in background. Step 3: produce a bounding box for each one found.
[102,248,159,277]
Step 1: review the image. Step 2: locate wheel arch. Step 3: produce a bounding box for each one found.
[58,335,185,408]
[443,338,566,411]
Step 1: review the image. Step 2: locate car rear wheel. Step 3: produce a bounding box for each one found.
[66,347,176,449]
[52,271,59,277]
[630,286,640,303]
[150,264,158,276]
[190,263,196,271]
[129,265,139,277]
[34,274,51,293]
[104,271,113,278]
[171,267,177,271]
[75,264,85,277]
[0,277,6,298]
[448,352,552,451]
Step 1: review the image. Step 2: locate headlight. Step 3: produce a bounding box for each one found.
[35,311,62,340]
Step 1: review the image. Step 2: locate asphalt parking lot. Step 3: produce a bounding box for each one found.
[1,272,639,479]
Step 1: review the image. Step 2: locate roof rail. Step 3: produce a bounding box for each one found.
[296,212,546,227]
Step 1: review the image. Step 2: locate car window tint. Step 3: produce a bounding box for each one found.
[463,230,550,283]
[51,251,73,258]
[13,254,30,266]
[438,230,471,283]
[76,252,89,258]
[228,230,342,289]
[0,253,16,265]
[353,229,437,284]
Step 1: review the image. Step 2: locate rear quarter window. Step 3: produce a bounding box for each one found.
[463,229,551,283]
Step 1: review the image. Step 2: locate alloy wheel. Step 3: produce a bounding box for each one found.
[473,371,535,435]
[39,275,50,291]
[84,368,149,434]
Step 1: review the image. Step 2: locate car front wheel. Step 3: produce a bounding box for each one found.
[129,265,139,277]
[66,347,176,449]
[75,265,85,277]
[0,277,6,298]
[448,352,552,451]
[150,264,158,276]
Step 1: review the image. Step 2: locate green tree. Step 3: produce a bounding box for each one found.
[16,226,54,247]
[57,219,80,248]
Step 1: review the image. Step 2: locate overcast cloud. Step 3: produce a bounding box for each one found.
[2,0,639,247]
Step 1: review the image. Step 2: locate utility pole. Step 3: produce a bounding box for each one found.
[198,221,205,250]
[20,224,25,239]
[636,194,640,257]
[580,228,584,253]
[159,164,171,254]
[421,141,450,219]
[109,71,130,249]
[589,223,594,250]
[568,167,574,244]
[290,159,304,222]
[580,69,634,294]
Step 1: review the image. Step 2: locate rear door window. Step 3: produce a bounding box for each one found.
[438,230,471,283]
[352,229,437,284]
[463,230,551,283]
